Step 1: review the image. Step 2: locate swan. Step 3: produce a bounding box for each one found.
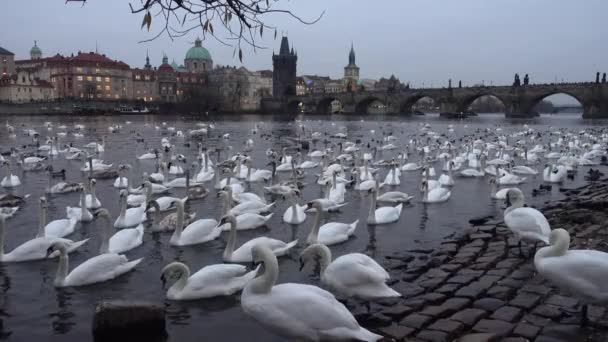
[170,200,221,246]
[300,244,400,299]
[84,179,102,209]
[218,188,275,217]
[282,190,307,224]
[497,166,526,185]
[421,180,451,203]
[376,190,414,203]
[307,200,358,246]
[241,245,382,341]
[45,168,83,194]
[512,164,539,175]
[114,190,146,228]
[195,156,215,183]
[161,261,258,300]
[41,198,79,238]
[0,162,20,188]
[367,187,402,225]
[113,171,129,189]
[381,164,400,186]
[438,161,455,187]
[543,163,567,183]
[304,198,347,213]
[245,160,272,183]
[66,189,94,223]
[489,177,516,200]
[97,209,143,254]
[221,215,298,262]
[504,188,551,256]
[0,209,87,262]
[535,228,608,326]
[46,241,142,287]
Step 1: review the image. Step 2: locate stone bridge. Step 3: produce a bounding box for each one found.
[279,83,608,118]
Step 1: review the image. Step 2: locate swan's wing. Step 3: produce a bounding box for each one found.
[538,250,608,300]
[66,254,130,285]
[329,254,389,287]
[505,208,550,241]
[182,219,218,239]
[109,227,143,253]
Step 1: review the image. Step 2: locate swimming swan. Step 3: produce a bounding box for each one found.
[306,200,358,246]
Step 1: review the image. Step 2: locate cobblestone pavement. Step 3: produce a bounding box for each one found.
[357,181,608,342]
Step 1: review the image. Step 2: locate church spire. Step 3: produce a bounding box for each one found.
[348,43,356,66]
[144,49,151,69]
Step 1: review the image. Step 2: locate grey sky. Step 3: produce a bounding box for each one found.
[1,0,605,104]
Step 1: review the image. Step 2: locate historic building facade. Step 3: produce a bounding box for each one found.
[208,66,272,111]
[0,46,15,76]
[343,44,360,91]
[272,36,297,98]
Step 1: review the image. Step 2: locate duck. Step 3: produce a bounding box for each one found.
[84,178,102,209]
[45,167,83,194]
[0,161,20,188]
[170,200,221,246]
[535,228,608,326]
[282,190,307,225]
[300,243,400,300]
[97,208,143,254]
[421,180,451,203]
[306,200,358,246]
[367,187,402,225]
[185,170,208,200]
[46,241,142,287]
[241,245,382,341]
[0,207,87,262]
[221,215,297,262]
[114,190,146,228]
[160,261,258,300]
[504,188,551,256]
[146,200,196,232]
[66,189,94,223]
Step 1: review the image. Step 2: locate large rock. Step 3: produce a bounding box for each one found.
[92,300,166,342]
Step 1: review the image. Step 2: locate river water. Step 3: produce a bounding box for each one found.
[0,112,605,341]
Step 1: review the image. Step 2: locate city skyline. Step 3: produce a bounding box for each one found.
[2,0,606,105]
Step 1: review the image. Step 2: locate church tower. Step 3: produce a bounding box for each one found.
[272,36,297,98]
[344,43,359,82]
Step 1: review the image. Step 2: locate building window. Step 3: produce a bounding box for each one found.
[194,62,198,69]
[77,76,83,81]
[76,67,83,72]
[144,75,150,81]
[105,85,110,91]
[135,75,141,80]
[104,77,110,82]
[96,85,102,90]
[96,68,101,74]
[115,94,119,99]
[1,57,6,63]
[96,76,102,82]
[86,76,93,81]
[22,76,26,83]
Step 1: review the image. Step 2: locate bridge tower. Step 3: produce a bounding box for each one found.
[272,36,297,98]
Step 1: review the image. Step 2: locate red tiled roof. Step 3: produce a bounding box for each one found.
[16,52,130,70]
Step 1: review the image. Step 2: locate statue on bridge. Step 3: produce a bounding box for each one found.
[596,72,600,84]
[448,79,452,89]
[513,73,521,87]
[523,74,529,86]
[458,80,462,88]
[603,73,606,84]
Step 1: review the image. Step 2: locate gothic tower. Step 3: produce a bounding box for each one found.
[344,43,359,82]
[272,36,297,98]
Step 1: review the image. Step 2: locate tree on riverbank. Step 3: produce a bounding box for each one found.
[67,0,323,59]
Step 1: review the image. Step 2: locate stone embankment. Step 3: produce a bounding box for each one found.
[360,180,608,342]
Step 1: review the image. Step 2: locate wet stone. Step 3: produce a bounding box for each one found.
[457,269,485,277]
[418,277,446,290]
[469,233,493,240]
[450,308,488,327]
[447,275,476,285]
[421,298,471,318]
[439,243,458,254]
[541,323,586,341]
[534,336,566,342]
[521,314,551,327]
[544,294,578,308]
[502,338,528,342]
[509,293,541,310]
[532,304,563,319]
[520,284,552,296]
[473,298,505,311]
[425,269,449,278]
[401,313,433,329]
[435,283,461,296]
[497,278,524,289]
[454,285,486,299]
[472,319,515,337]
[470,262,491,270]
[381,304,413,318]
[393,283,425,298]
[489,306,522,322]
[402,298,426,310]
[427,319,464,337]
[416,330,449,342]
[440,264,462,273]
[454,333,500,342]
[486,286,515,300]
[509,269,533,280]
[476,255,500,264]
[486,269,510,277]
[421,293,447,304]
[512,322,541,340]
[496,259,521,269]
[378,324,415,340]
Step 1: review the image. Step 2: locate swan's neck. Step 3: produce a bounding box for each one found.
[246,164,252,181]
[0,218,5,258]
[119,193,127,218]
[170,264,190,293]
[204,153,209,172]
[248,250,278,294]
[490,182,497,198]
[80,192,86,216]
[392,167,397,182]
[368,191,377,223]
[315,244,332,276]
[307,207,323,243]
[535,235,569,264]
[223,219,237,260]
[54,248,69,287]
[173,203,185,240]
[423,185,429,202]
[99,216,113,254]
[37,204,47,238]
[91,183,98,202]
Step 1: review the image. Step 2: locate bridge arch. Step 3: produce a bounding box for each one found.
[526,90,585,115]
[355,96,385,114]
[316,96,344,114]
[457,93,508,114]
[286,100,303,114]
[401,94,438,114]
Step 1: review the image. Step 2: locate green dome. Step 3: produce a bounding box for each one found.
[185,38,212,61]
[30,41,42,56]
[170,60,179,70]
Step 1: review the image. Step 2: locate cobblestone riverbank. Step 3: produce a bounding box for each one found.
[358,180,608,342]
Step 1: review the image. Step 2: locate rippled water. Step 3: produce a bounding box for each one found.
[0,112,605,341]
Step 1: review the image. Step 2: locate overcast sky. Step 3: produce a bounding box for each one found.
[1,0,605,103]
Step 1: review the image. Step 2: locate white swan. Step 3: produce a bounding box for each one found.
[221,215,298,262]
[367,187,402,225]
[85,178,102,209]
[97,209,144,254]
[489,177,516,200]
[282,190,307,224]
[504,188,551,255]
[535,228,608,326]
[543,163,567,183]
[66,189,94,223]
[45,169,83,194]
[300,244,400,299]
[114,190,146,228]
[421,180,451,203]
[46,241,142,287]
[376,190,414,203]
[304,198,347,213]
[0,162,20,188]
[42,198,79,238]
[497,166,526,185]
[161,261,257,300]
[0,208,87,262]
[307,200,358,246]
[170,200,221,246]
[241,246,382,341]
